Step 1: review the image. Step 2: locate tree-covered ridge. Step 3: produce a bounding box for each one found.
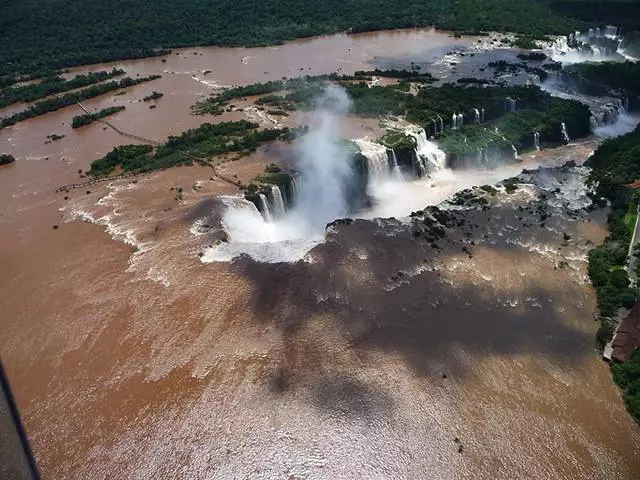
[0,68,125,108]
[88,121,294,177]
[0,75,161,130]
[566,62,640,96]
[71,106,126,129]
[0,0,581,77]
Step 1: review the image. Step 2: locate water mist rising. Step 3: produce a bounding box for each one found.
[203,85,355,263]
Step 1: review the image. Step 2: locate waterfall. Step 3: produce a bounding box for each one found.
[474,108,480,124]
[590,99,627,130]
[481,108,485,123]
[561,122,570,143]
[355,138,390,184]
[258,193,272,222]
[404,125,447,176]
[451,113,464,129]
[388,148,401,177]
[270,185,286,217]
[511,144,519,161]
[438,116,444,133]
[534,131,540,151]
[291,176,301,203]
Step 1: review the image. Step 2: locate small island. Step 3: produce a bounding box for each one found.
[0,153,16,166]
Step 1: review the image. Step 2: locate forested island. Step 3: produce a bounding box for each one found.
[71,106,126,129]
[0,68,125,108]
[0,154,16,166]
[0,75,161,129]
[88,121,296,177]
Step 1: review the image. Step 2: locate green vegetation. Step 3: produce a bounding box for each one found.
[0,68,125,108]
[71,106,126,128]
[612,348,640,423]
[89,120,292,176]
[586,125,640,319]
[0,75,161,129]
[143,91,164,102]
[0,1,582,78]
[0,154,16,166]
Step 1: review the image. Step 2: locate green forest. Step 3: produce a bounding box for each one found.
[585,125,640,423]
[0,0,597,78]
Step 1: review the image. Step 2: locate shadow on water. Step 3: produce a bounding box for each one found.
[224,196,596,416]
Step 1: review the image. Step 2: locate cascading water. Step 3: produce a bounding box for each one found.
[505,98,517,113]
[511,144,520,161]
[258,193,272,222]
[481,108,485,123]
[270,185,286,217]
[388,148,401,177]
[404,125,447,176]
[551,26,625,63]
[590,98,627,129]
[534,131,540,151]
[452,113,458,130]
[439,116,444,133]
[561,122,570,144]
[291,176,301,203]
[474,108,480,124]
[458,113,464,128]
[354,138,391,184]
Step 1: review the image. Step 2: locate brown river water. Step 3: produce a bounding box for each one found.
[0,28,639,479]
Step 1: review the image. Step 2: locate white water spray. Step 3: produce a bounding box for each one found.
[404,125,447,175]
[354,138,390,185]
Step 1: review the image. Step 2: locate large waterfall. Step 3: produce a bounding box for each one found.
[270,185,286,217]
[405,125,447,176]
[388,148,400,176]
[355,138,391,183]
[590,98,628,129]
[258,193,272,222]
[534,131,540,151]
[551,26,626,63]
[474,108,480,124]
[291,176,301,203]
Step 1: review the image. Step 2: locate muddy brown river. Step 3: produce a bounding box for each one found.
[0,28,639,479]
